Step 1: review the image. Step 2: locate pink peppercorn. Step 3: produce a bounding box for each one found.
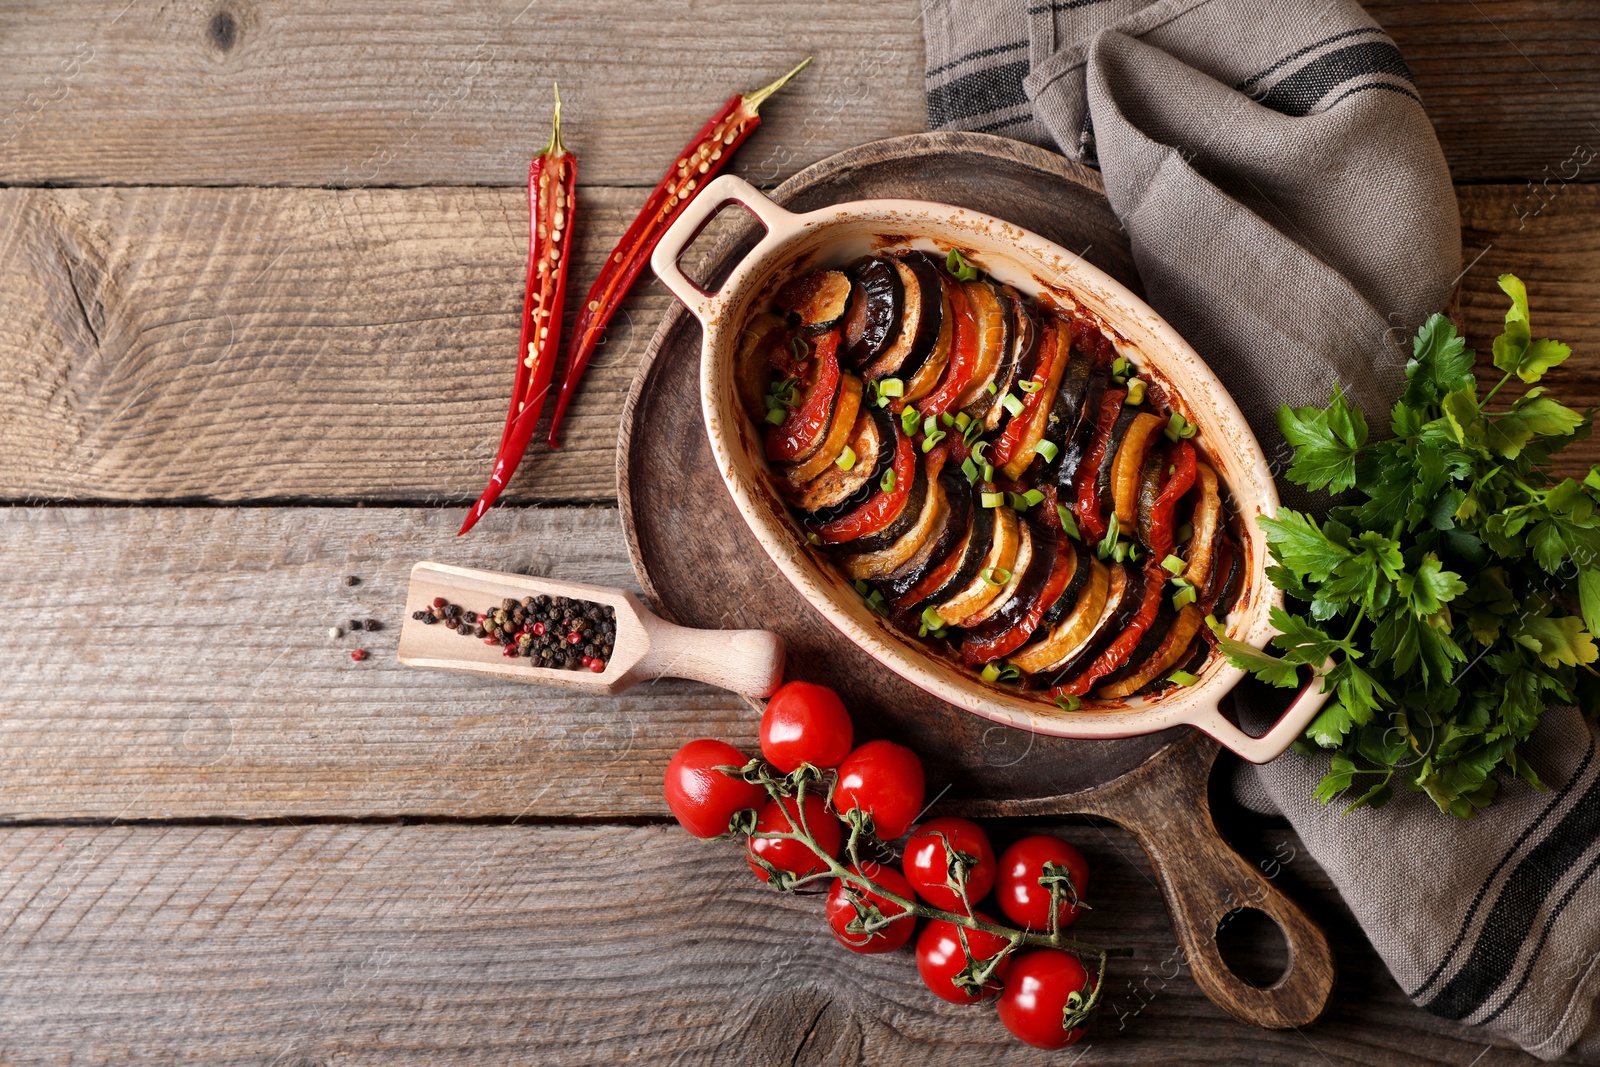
[567,632,582,646]
[589,659,604,673]
[350,649,368,662]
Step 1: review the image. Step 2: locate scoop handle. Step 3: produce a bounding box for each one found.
[632,612,786,697]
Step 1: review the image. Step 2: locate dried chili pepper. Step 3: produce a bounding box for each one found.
[459,84,577,536]
[543,57,812,448]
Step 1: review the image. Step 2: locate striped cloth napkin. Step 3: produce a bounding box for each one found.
[922,0,1600,1059]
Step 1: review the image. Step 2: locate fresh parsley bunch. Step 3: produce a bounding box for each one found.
[1222,275,1600,816]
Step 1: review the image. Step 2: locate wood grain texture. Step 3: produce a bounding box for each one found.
[4,181,1600,507]
[0,820,1540,1066]
[0,505,754,821]
[0,0,926,188]
[0,1,1595,187]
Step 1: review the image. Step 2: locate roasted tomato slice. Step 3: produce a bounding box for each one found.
[765,330,843,463]
[1068,385,1128,543]
[1053,563,1168,697]
[816,423,916,545]
[914,276,980,419]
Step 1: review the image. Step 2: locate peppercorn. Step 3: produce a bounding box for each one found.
[502,598,517,611]
[432,597,446,609]
[329,626,344,640]
[350,649,368,661]
[364,618,381,632]
[422,614,437,625]
[345,575,360,587]
[584,642,598,657]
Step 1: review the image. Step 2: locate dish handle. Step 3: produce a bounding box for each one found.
[651,175,799,326]
[1187,663,1332,764]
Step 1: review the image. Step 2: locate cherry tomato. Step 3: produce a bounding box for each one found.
[663,739,766,839]
[834,740,925,840]
[825,863,918,954]
[996,835,1091,931]
[746,793,842,885]
[903,817,996,912]
[759,681,853,772]
[915,912,1013,1003]
[997,948,1095,1049]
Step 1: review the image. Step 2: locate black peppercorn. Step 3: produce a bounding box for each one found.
[344,575,360,587]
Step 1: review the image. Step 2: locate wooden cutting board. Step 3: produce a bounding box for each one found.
[617,131,1333,1030]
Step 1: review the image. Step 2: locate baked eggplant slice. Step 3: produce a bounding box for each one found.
[776,269,852,335]
[1008,558,1110,676]
[1040,540,1092,627]
[901,281,954,403]
[1095,594,1177,690]
[962,522,1056,640]
[961,527,1073,665]
[841,258,904,367]
[1200,534,1242,617]
[1054,564,1169,696]
[953,280,1010,410]
[736,313,789,424]
[1023,336,1095,481]
[836,447,929,554]
[956,519,1033,629]
[1054,365,1110,495]
[794,405,892,523]
[882,466,973,602]
[1035,560,1144,683]
[1135,444,1167,548]
[842,465,947,580]
[1099,604,1205,698]
[1109,411,1167,530]
[786,374,864,485]
[1092,405,1144,513]
[1030,561,1129,680]
[933,505,1020,626]
[866,254,944,382]
[911,490,997,607]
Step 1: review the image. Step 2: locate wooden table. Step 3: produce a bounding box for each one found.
[0,2,1595,1062]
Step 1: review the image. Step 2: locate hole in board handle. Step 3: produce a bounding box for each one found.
[1215,906,1290,988]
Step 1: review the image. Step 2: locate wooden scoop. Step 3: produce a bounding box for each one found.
[397,562,786,696]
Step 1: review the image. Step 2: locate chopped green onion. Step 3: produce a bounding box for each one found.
[1021,488,1046,507]
[1057,505,1081,540]
[1002,393,1025,417]
[922,429,947,452]
[971,441,989,463]
[806,532,821,546]
[765,407,786,425]
[1032,439,1060,463]
[877,378,904,398]
[1007,492,1028,512]
[1126,542,1142,561]
[1112,375,1127,387]
[1167,669,1200,687]
[980,662,1001,682]
[981,566,1012,587]
[1177,522,1194,543]
[945,248,978,282]
[1125,378,1147,406]
[864,589,889,616]
[922,606,947,630]
[901,407,921,436]
[939,412,955,428]
[987,381,999,395]
[1096,513,1121,560]
[954,411,971,431]
[1111,541,1130,563]
[1179,417,1197,439]
[922,415,938,437]
[854,580,871,596]
[1172,584,1198,610]
[1055,694,1082,712]
[835,446,857,471]
[881,468,897,492]
[1205,613,1227,635]
[1161,554,1186,575]
[1164,411,1198,442]
[1017,379,1043,394]
[995,664,1022,683]
[962,418,985,447]
[983,462,996,481]
[1110,356,1129,378]
[790,337,811,360]
[961,457,979,484]
[981,491,1005,509]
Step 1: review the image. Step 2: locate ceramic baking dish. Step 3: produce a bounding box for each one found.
[650,174,1325,762]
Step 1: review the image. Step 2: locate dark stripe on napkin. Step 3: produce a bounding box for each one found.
[926,60,1032,127]
[1247,40,1416,116]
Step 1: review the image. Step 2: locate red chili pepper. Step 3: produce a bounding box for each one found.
[1146,441,1197,560]
[960,532,1073,664]
[459,85,577,536]
[989,320,1065,469]
[915,277,978,419]
[816,428,916,545]
[544,58,813,449]
[1054,564,1167,697]
[1070,386,1129,543]
[766,330,842,462]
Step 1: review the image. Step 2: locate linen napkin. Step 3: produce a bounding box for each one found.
[923,0,1600,1059]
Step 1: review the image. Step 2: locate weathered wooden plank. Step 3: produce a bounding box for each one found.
[0,820,1536,1066]
[0,1,1595,187]
[0,185,660,504]
[0,0,925,188]
[0,506,752,821]
[4,183,1600,506]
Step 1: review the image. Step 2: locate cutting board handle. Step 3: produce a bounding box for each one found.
[1075,731,1335,1029]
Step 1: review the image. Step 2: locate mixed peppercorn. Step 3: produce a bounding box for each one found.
[414,594,616,672]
